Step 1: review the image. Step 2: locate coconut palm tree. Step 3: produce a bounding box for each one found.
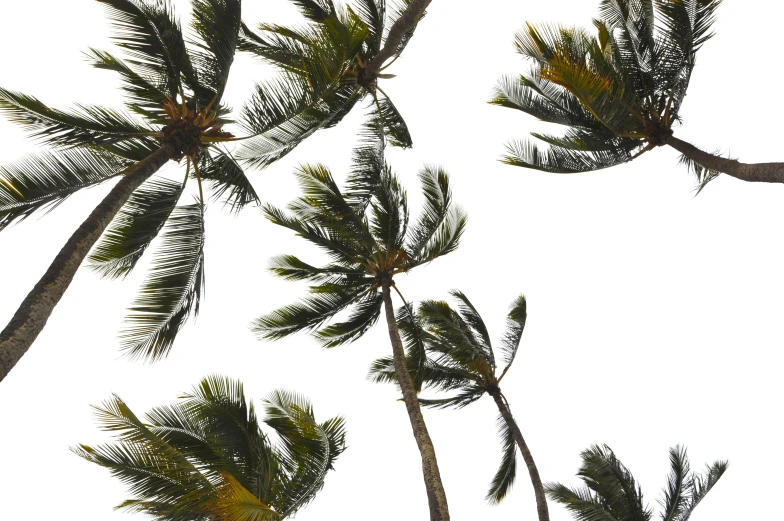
[74,375,346,520]
[491,0,784,190]
[252,124,466,521]
[235,0,432,168]
[369,291,550,521]
[548,444,727,521]
[0,0,257,381]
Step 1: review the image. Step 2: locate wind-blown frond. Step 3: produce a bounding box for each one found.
[0,150,128,230]
[120,203,205,361]
[87,177,184,279]
[199,150,260,212]
[315,290,383,347]
[418,385,484,409]
[503,139,639,173]
[0,88,156,148]
[499,294,527,368]
[677,152,722,195]
[369,91,412,148]
[487,412,517,503]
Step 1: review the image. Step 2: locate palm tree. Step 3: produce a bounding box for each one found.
[369,291,550,521]
[0,0,257,381]
[491,0,784,190]
[74,375,346,520]
[548,444,727,521]
[235,0,432,168]
[252,123,466,521]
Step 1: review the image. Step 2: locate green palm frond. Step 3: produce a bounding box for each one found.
[96,0,194,99]
[578,445,652,521]
[545,482,619,521]
[499,294,527,369]
[418,385,484,409]
[120,203,205,361]
[75,376,345,521]
[199,150,260,213]
[0,150,129,230]
[0,88,156,149]
[315,290,384,347]
[87,177,184,279]
[676,457,727,521]
[290,0,337,22]
[353,0,385,52]
[369,165,409,251]
[660,446,689,521]
[503,139,640,173]
[369,91,412,148]
[418,300,489,370]
[677,151,722,195]
[486,412,517,503]
[189,0,242,107]
[449,290,493,358]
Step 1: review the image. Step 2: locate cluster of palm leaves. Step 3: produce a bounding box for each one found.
[0,0,745,520]
[74,375,346,520]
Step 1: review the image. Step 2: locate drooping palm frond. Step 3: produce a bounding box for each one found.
[0,88,157,149]
[199,150,260,212]
[502,139,641,173]
[499,294,527,369]
[0,150,129,230]
[75,376,346,521]
[487,412,518,503]
[677,151,722,195]
[120,203,205,361]
[87,177,184,279]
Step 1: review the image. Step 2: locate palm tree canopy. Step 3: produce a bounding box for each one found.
[368,291,527,503]
[73,375,346,521]
[0,0,262,360]
[237,0,424,168]
[252,123,466,349]
[491,0,721,182]
[547,444,727,521]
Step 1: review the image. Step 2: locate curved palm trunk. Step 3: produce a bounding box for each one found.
[381,283,450,521]
[367,0,432,72]
[0,144,175,382]
[665,135,784,184]
[490,390,549,521]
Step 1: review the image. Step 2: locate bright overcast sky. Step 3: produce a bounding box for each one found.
[1,1,782,520]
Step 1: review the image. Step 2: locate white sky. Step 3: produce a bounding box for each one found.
[1,1,782,520]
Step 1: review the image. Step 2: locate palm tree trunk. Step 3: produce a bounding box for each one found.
[665,135,784,184]
[381,283,450,521]
[367,0,432,72]
[0,144,175,382]
[490,390,550,521]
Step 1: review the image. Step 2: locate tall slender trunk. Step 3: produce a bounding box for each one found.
[490,390,549,521]
[0,144,175,382]
[366,0,432,72]
[381,283,450,521]
[665,135,784,184]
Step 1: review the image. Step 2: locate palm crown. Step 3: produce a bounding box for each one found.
[548,444,727,521]
[0,0,260,362]
[252,125,466,347]
[491,0,722,188]
[369,291,528,502]
[236,0,423,168]
[74,375,346,521]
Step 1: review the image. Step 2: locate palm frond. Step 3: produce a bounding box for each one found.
[199,150,260,213]
[369,166,409,251]
[545,482,619,521]
[314,290,383,347]
[503,139,640,173]
[0,87,156,148]
[290,0,337,22]
[120,203,205,361]
[353,0,385,53]
[677,151,722,195]
[369,91,412,148]
[189,0,242,107]
[676,457,727,521]
[660,445,690,521]
[0,150,129,231]
[499,294,527,369]
[96,0,194,99]
[211,473,281,521]
[87,177,183,279]
[418,385,484,409]
[449,290,493,359]
[486,412,517,503]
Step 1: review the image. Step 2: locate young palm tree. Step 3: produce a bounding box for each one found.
[548,444,727,521]
[492,0,784,190]
[236,0,432,168]
[0,0,257,381]
[369,291,550,521]
[74,375,346,520]
[252,124,466,521]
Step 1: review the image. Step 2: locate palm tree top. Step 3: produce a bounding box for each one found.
[253,123,466,348]
[370,290,527,405]
[74,375,346,520]
[236,0,431,168]
[548,444,728,521]
[491,0,722,183]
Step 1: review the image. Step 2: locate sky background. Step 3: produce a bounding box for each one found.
[1,1,782,520]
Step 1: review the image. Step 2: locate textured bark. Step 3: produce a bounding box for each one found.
[367,0,432,72]
[665,135,784,184]
[382,283,450,521]
[491,391,550,521]
[0,144,175,382]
